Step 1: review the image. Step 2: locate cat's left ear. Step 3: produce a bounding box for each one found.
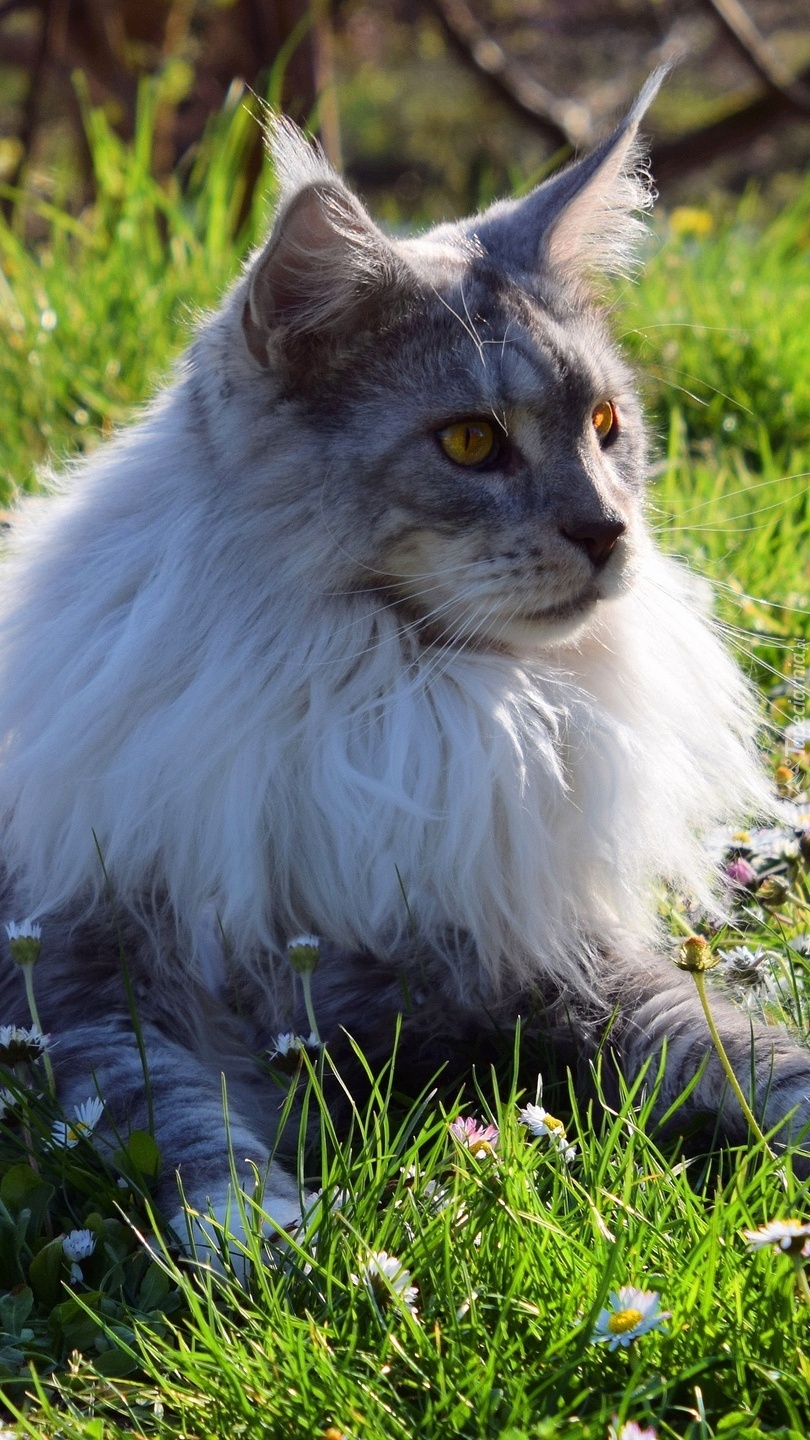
[473,67,668,280]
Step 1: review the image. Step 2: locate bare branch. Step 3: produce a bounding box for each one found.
[652,62,810,183]
[706,0,810,113]
[425,0,591,150]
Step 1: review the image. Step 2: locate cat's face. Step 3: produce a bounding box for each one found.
[295,254,647,650]
[239,75,663,651]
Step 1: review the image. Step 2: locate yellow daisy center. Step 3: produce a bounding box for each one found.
[471,1141,494,1158]
[607,1307,644,1334]
[544,1114,565,1136]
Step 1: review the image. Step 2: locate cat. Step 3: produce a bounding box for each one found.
[1,69,808,1258]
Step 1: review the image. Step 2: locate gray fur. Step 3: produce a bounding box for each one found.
[1,77,808,1248]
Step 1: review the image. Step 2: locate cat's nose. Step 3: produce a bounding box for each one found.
[560,518,626,568]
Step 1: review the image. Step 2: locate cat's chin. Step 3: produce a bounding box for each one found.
[499,592,601,649]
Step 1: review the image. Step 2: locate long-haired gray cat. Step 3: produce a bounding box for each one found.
[1,72,808,1251]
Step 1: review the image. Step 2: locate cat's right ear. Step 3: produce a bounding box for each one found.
[243,126,410,366]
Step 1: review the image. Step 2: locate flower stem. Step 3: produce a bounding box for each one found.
[300,971,321,1045]
[691,968,771,1156]
[22,964,55,1096]
[14,1063,40,1176]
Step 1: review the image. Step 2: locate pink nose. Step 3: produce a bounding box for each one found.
[561,518,626,568]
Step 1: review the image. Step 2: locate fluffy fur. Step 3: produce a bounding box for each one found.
[0,74,808,1243]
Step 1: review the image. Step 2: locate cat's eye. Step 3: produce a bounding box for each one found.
[591,400,617,443]
[437,419,498,468]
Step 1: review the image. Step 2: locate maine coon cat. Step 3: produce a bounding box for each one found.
[1,71,808,1251]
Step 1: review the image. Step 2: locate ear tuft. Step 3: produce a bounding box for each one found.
[265,114,337,202]
[243,118,413,361]
[472,66,669,283]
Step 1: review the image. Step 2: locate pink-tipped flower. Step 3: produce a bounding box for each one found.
[449,1115,499,1158]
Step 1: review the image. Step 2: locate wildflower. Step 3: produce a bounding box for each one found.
[5,919,43,968]
[610,1422,657,1440]
[725,857,757,890]
[591,1287,669,1350]
[297,1185,349,1239]
[268,1030,321,1075]
[449,1115,499,1158]
[518,1102,576,1163]
[355,1250,418,1312]
[717,944,774,993]
[286,934,321,974]
[50,1095,104,1148]
[743,1219,810,1259]
[0,1024,50,1065]
[62,1228,96,1283]
[746,824,800,863]
[674,936,719,973]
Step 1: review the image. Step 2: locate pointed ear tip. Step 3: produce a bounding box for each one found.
[631,62,673,123]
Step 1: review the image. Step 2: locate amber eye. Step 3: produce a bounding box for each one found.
[591,400,617,443]
[437,419,498,468]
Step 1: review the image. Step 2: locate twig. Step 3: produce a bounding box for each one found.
[705,0,810,112]
[426,0,588,148]
[652,62,810,183]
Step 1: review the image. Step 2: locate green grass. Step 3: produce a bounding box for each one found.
[1,85,810,1440]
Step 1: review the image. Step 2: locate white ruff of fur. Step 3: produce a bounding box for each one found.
[0,378,769,1001]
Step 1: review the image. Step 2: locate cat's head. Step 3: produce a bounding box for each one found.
[237,72,666,651]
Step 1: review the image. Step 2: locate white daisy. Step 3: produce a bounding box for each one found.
[355,1250,418,1312]
[743,1219,810,1258]
[717,945,775,991]
[518,1102,577,1161]
[50,1096,104,1148]
[62,1227,96,1282]
[269,1031,320,1058]
[0,1024,50,1064]
[591,1287,669,1350]
[746,826,799,863]
[5,919,42,942]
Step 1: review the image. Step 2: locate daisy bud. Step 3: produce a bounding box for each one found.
[757,876,790,910]
[5,919,42,969]
[286,934,320,975]
[725,857,756,890]
[675,936,719,973]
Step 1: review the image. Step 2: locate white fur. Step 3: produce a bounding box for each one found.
[0,362,770,1003]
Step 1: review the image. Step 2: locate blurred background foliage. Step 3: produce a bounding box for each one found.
[1,1,809,670]
[1,0,810,229]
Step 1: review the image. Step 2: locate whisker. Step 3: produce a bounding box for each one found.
[644,365,755,417]
[649,470,810,522]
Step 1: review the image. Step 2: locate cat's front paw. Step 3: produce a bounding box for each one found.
[169,1178,310,1277]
